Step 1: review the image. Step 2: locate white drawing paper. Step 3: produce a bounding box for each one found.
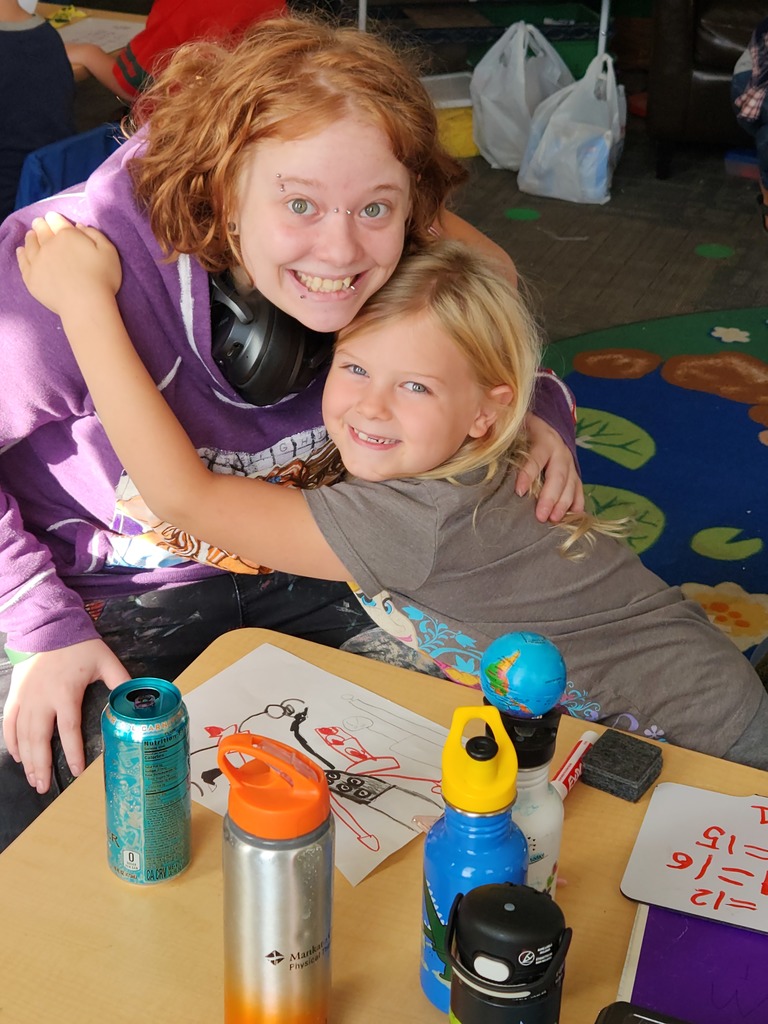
[183,644,448,885]
[58,17,146,53]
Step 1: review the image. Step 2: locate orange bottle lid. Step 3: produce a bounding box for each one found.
[217,734,330,840]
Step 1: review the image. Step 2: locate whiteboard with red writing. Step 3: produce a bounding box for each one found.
[621,782,768,932]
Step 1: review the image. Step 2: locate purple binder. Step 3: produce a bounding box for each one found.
[621,903,768,1023]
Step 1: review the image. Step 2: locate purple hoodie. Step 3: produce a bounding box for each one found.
[0,135,576,655]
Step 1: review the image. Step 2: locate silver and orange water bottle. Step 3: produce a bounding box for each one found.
[218,733,334,1024]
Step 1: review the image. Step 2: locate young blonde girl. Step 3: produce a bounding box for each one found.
[19,215,768,770]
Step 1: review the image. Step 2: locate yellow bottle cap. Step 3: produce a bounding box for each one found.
[441,706,518,813]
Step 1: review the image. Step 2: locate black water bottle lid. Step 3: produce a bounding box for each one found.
[454,883,566,989]
[483,700,562,768]
[466,735,498,761]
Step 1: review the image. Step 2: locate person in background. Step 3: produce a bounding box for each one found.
[65,0,286,104]
[0,15,580,851]
[732,15,768,233]
[0,0,75,221]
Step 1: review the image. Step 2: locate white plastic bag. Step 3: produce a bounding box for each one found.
[470,21,574,171]
[517,53,626,204]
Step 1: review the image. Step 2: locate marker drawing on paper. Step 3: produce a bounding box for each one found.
[183,644,449,884]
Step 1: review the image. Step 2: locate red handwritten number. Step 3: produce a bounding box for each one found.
[667,852,693,869]
[690,889,728,910]
[695,826,737,853]
[695,854,714,880]
[672,811,768,911]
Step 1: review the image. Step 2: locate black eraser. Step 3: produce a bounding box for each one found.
[581,730,662,802]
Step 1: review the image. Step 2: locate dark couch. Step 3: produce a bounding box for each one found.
[647,0,765,177]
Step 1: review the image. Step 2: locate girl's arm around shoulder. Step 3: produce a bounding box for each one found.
[161,470,354,581]
[16,213,352,582]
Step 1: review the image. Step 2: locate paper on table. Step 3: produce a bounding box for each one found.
[58,17,145,53]
[621,782,768,932]
[183,644,448,885]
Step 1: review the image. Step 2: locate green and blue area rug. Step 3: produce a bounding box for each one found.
[543,306,768,660]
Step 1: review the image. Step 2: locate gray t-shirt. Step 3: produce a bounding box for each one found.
[305,470,762,757]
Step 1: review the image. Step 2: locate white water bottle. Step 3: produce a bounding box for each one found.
[511,756,564,895]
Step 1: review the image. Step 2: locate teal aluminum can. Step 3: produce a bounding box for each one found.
[102,678,191,884]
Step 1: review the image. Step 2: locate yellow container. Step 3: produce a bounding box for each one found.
[421,72,479,159]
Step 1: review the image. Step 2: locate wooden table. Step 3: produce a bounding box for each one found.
[2,627,766,1022]
[37,3,146,81]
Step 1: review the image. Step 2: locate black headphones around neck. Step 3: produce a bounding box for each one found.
[210,274,335,407]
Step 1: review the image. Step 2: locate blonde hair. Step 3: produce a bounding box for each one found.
[339,240,542,481]
[127,13,467,273]
[340,240,628,556]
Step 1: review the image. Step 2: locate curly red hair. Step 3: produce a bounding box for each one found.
[128,13,467,273]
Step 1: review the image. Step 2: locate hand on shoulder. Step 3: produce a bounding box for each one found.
[16,211,122,320]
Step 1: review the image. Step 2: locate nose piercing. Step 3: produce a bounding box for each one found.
[332,209,352,215]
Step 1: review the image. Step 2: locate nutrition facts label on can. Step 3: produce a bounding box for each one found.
[103,680,191,885]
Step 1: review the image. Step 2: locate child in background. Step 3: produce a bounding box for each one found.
[65,0,286,103]
[0,0,75,220]
[18,214,768,771]
[732,16,768,233]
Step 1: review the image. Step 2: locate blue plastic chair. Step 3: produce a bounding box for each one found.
[14,123,125,211]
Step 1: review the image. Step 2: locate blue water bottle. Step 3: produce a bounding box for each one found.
[421,706,528,1014]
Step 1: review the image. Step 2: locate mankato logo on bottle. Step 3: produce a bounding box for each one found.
[264,938,330,969]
